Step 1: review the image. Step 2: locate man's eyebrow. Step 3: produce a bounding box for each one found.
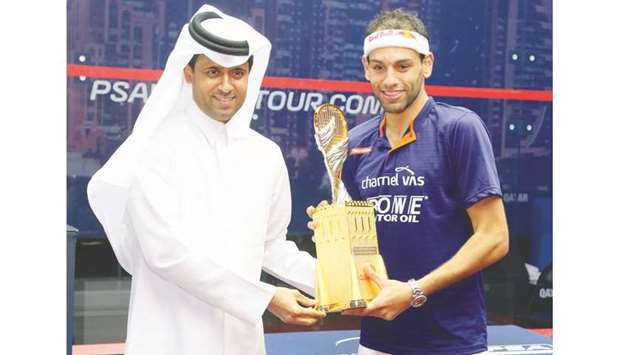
[369,58,414,65]
[395,59,414,64]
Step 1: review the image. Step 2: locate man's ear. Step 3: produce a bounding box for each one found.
[361,55,370,81]
[422,53,434,79]
[183,65,193,84]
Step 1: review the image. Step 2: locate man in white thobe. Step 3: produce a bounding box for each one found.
[87,4,324,355]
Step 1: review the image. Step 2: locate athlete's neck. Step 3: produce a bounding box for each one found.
[384,89,428,146]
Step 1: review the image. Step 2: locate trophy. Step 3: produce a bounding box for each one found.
[312,103,388,312]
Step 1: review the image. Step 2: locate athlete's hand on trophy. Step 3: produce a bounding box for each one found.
[341,264,412,321]
[267,287,326,326]
[306,200,329,232]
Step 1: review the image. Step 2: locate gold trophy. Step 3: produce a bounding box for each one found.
[312,103,388,312]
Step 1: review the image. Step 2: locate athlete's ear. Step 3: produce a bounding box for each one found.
[362,55,371,81]
[422,53,434,79]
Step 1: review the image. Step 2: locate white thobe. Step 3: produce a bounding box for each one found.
[122,103,316,355]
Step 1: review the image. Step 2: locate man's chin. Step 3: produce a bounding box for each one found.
[219,112,235,120]
[213,104,236,114]
[380,96,417,114]
[382,103,408,114]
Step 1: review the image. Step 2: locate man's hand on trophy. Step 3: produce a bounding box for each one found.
[306,200,329,232]
[267,287,327,326]
[341,265,411,321]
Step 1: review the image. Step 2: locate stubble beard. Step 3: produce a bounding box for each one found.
[379,80,422,114]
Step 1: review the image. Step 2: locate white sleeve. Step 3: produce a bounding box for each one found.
[126,158,276,325]
[261,153,317,296]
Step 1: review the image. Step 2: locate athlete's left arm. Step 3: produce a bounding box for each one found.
[418,195,509,295]
[342,195,509,320]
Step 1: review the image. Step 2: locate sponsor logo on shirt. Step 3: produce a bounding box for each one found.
[361,166,425,189]
[350,147,372,155]
[362,166,428,224]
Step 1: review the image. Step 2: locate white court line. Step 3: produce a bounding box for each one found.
[487,343,553,354]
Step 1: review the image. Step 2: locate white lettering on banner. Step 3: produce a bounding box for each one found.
[329,93,347,107]
[255,90,269,109]
[304,92,323,112]
[329,93,383,115]
[88,81,383,116]
[539,288,552,299]
[90,80,157,103]
[287,91,306,111]
[111,81,130,102]
[363,96,382,114]
[129,82,149,103]
[503,192,529,203]
[346,95,364,114]
[90,80,112,100]
[267,90,286,110]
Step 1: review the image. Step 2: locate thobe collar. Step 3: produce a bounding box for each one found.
[186,101,254,148]
[186,102,227,147]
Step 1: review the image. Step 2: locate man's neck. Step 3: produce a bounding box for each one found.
[384,90,429,147]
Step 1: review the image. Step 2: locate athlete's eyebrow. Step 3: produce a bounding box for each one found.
[394,58,414,65]
[368,58,414,65]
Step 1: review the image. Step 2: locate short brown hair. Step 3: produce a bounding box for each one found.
[366,9,429,42]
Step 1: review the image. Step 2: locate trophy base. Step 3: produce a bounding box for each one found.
[314,299,369,313]
[313,201,387,313]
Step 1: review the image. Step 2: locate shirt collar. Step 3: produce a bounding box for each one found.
[378,97,435,153]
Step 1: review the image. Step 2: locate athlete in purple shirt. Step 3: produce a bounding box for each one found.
[307,9,509,355]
